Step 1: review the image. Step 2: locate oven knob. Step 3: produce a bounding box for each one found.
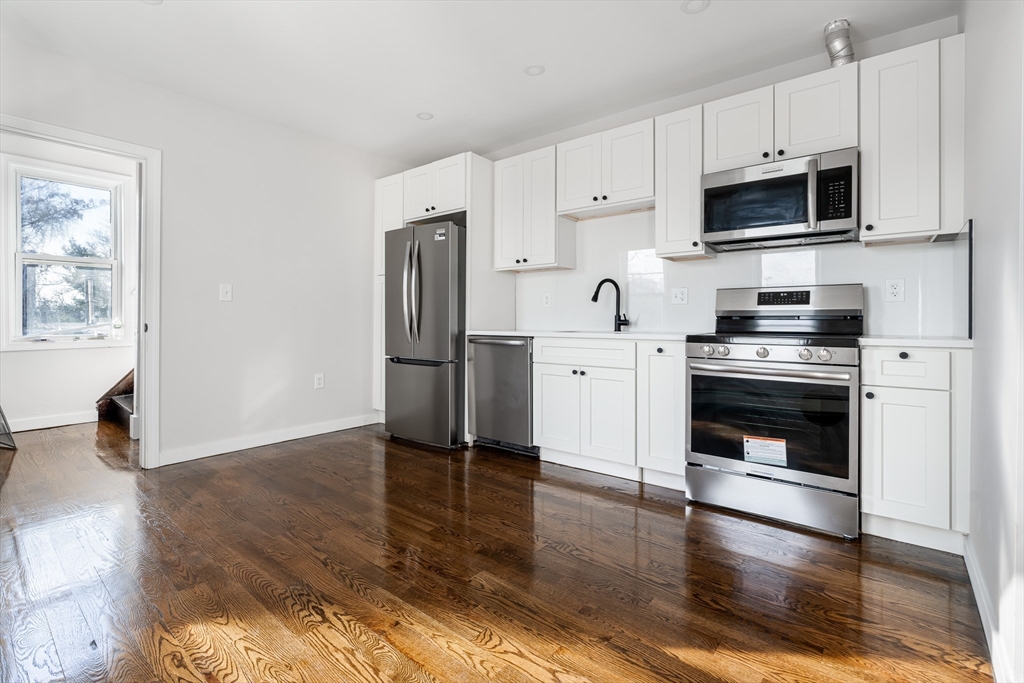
[717,345,730,357]
[756,346,769,359]
[798,348,813,361]
[701,344,716,356]
[818,348,833,361]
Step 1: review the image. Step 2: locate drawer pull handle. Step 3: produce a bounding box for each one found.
[898,351,909,359]
[865,392,875,399]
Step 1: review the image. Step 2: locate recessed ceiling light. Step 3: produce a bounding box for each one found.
[139,0,164,5]
[681,0,709,14]
[523,65,546,77]
[416,112,434,121]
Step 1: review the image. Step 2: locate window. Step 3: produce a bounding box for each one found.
[2,145,136,348]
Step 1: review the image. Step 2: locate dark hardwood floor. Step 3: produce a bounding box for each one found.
[0,422,991,683]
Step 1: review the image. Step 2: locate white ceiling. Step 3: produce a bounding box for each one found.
[1,0,961,167]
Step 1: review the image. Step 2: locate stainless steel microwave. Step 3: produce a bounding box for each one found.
[701,147,858,251]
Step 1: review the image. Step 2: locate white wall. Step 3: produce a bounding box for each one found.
[961,2,1024,681]
[516,211,969,338]
[0,37,404,461]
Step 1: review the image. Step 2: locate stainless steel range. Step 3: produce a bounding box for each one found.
[685,284,863,539]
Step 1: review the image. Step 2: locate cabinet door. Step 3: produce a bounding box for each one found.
[432,153,466,214]
[403,164,434,220]
[522,146,558,267]
[533,363,581,453]
[372,274,386,413]
[860,40,940,239]
[374,173,404,276]
[556,132,603,213]
[601,119,654,204]
[774,62,858,159]
[636,343,686,475]
[493,155,524,270]
[580,366,636,465]
[703,85,774,173]
[861,385,950,529]
[654,106,708,258]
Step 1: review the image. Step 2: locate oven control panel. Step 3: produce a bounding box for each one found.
[686,342,858,366]
[757,290,810,306]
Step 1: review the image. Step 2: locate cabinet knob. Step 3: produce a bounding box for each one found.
[515,259,521,264]
[601,195,608,201]
[762,152,770,158]
[593,196,599,202]
[580,370,587,376]
[425,207,430,212]
[777,149,785,156]
[692,241,699,247]
[522,258,528,263]
[657,347,664,354]
[865,391,875,399]
[865,224,874,231]
[899,351,909,359]
[430,206,436,211]
[572,369,578,375]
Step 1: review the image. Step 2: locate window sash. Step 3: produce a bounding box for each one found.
[16,254,120,340]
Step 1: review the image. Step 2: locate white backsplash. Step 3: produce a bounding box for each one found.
[515,211,969,338]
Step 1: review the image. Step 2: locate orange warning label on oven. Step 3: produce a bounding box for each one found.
[743,435,787,467]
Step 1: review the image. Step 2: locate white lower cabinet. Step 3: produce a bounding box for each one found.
[533,363,634,465]
[636,342,687,476]
[861,385,950,528]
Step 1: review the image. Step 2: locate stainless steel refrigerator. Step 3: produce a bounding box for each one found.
[384,221,466,448]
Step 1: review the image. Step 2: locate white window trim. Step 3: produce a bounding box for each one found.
[2,155,136,351]
[1,113,162,469]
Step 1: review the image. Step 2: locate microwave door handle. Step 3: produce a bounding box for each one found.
[807,157,819,231]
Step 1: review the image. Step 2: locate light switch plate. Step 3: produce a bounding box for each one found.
[219,284,233,302]
[885,279,905,302]
[314,373,325,390]
[671,288,688,305]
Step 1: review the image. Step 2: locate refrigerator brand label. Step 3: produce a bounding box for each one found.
[743,436,787,467]
[434,228,446,241]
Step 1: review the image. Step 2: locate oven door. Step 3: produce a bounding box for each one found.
[686,358,859,494]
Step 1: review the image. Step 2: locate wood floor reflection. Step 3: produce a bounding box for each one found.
[0,422,991,682]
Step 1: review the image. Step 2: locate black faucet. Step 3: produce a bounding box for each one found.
[591,278,630,332]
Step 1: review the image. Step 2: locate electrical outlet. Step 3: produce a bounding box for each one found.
[314,373,325,390]
[671,288,688,305]
[542,293,551,307]
[219,283,233,302]
[885,279,905,302]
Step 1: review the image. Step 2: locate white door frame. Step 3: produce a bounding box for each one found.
[0,114,162,469]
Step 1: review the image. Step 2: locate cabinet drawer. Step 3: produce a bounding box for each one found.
[534,338,636,369]
[862,348,950,390]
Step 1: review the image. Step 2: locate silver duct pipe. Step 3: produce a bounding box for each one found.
[824,19,855,67]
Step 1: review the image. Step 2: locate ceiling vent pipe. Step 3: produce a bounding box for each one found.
[824,19,855,67]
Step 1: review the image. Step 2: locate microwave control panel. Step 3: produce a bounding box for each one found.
[818,166,853,221]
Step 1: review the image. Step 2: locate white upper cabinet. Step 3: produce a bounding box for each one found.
[556,132,603,213]
[860,40,940,240]
[601,119,655,205]
[403,153,466,221]
[493,146,576,272]
[636,342,686,475]
[654,105,712,260]
[703,86,774,173]
[557,120,654,218]
[374,173,403,276]
[774,62,858,159]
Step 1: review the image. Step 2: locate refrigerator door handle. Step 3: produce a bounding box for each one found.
[402,240,412,343]
[411,239,421,344]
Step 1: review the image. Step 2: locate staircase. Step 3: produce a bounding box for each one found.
[97,370,135,437]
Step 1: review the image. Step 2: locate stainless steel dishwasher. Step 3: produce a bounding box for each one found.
[468,336,536,454]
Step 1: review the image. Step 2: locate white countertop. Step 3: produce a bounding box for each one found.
[858,336,973,349]
[468,329,692,341]
[470,330,974,349]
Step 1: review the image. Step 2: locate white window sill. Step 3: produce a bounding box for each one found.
[1,338,133,352]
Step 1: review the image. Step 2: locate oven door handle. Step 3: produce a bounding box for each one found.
[689,362,852,383]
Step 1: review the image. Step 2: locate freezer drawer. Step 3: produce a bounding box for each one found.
[385,359,462,448]
[468,336,533,448]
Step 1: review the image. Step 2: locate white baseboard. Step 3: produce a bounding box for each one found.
[10,411,96,433]
[641,468,687,493]
[861,514,965,555]
[964,538,1016,683]
[157,413,380,467]
[539,448,641,482]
